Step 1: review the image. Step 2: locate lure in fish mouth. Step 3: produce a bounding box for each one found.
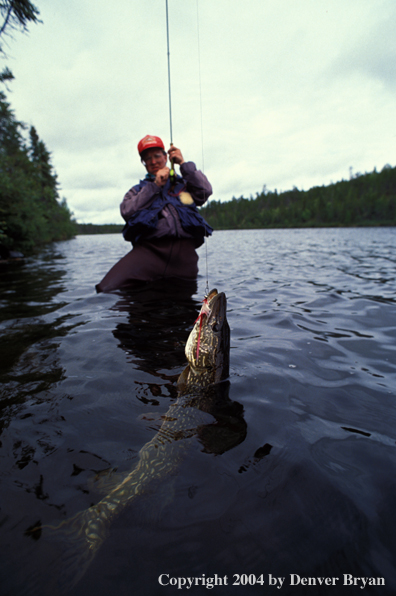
[183,288,230,383]
[28,289,231,593]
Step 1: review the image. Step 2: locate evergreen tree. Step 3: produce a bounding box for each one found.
[0,0,40,97]
[0,0,40,51]
[199,167,396,231]
[0,1,76,258]
[0,86,76,257]
[29,125,58,198]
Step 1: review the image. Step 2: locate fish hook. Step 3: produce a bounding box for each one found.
[194,297,211,362]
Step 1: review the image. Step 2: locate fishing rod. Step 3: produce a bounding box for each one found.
[165,0,176,184]
[195,0,210,297]
[165,0,210,295]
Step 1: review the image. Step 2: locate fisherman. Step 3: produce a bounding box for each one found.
[96,135,213,293]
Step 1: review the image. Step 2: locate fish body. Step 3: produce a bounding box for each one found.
[41,289,230,590]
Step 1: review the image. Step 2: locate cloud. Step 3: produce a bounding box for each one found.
[4,0,396,223]
[327,2,396,90]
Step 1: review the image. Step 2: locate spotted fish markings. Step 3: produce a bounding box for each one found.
[33,289,230,592]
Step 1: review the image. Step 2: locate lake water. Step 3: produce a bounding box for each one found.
[0,228,396,595]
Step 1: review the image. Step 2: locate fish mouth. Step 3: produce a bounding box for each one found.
[185,288,229,377]
[206,288,218,302]
[205,289,227,321]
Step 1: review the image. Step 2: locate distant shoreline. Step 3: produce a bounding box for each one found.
[75,223,124,235]
[77,165,396,234]
[75,221,395,235]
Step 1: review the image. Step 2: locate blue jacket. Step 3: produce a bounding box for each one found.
[122,174,213,248]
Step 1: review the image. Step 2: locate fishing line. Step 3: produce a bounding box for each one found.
[196,0,205,174]
[195,0,210,296]
[165,0,210,296]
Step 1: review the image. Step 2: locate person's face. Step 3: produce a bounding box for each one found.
[141,148,167,175]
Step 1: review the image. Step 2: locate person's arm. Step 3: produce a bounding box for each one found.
[180,161,212,206]
[120,165,173,220]
[120,181,160,221]
[167,145,212,206]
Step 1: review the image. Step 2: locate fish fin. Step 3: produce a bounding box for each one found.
[132,476,177,527]
[87,467,126,496]
[177,364,191,389]
[24,507,110,594]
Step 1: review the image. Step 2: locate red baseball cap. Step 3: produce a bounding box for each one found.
[137,135,165,155]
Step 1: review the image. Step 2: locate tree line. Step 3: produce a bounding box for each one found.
[2,2,395,253]
[200,165,396,230]
[0,0,77,258]
[76,164,396,237]
[76,223,123,235]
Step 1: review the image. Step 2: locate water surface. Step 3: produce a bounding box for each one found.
[0,228,395,595]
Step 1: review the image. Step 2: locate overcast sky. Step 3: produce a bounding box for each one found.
[4,0,396,224]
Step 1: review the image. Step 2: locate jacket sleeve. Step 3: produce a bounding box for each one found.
[180,161,212,206]
[120,180,161,222]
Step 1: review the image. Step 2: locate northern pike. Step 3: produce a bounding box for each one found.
[33,288,231,591]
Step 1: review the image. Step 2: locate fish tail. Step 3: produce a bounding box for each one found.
[26,505,112,594]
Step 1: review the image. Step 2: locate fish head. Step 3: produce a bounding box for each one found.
[185,289,230,382]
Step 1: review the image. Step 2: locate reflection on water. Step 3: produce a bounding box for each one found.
[0,248,73,446]
[111,279,199,389]
[16,280,247,594]
[110,281,247,456]
[0,228,396,595]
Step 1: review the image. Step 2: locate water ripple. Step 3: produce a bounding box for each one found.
[1,228,396,594]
